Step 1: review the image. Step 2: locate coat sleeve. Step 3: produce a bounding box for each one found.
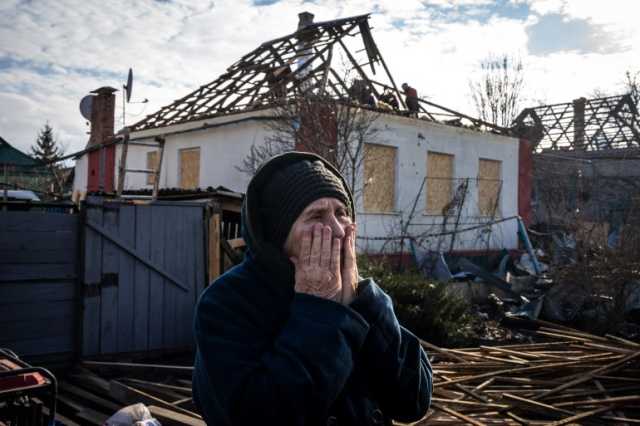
[193,284,370,425]
[349,279,433,422]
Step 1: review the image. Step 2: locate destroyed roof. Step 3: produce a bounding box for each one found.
[514,94,640,151]
[132,13,505,133]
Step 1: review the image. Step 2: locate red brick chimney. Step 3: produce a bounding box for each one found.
[87,86,117,192]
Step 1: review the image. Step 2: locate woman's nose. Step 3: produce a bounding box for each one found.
[328,215,346,239]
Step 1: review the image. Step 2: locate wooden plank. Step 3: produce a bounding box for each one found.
[56,393,111,425]
[0,300,74,323]
[426,151,454,215]
[478,158,501,216]
[59,381,121,413]
[501,393,573,417]
[172,205,186,348]
[117,203,136,353]
[0,231,77,252]
[430,402,487,426]
[133,204,151,352]
[146,150,159,185]
[100,205,120,354]
[123,378,192,394]
[83,360,193,372]
[179,147,200,189]
[149,204,166,350]
[363,143,396,213]
[3,334,74,356]
[82,202,103,356]
[0,211,78,232]
[148,405,206,426]
[163,205,180,348]
[0,263,76,282]
[183,208,199,345]
[85,219,188,292]
[194,207,206,296]
[0,248,77,264]
[534,351,640,400]
[109,380,202,419]
[547,405,613,426]
[0,316,73,342]
[208,211,221,284]
[0,281,75,303]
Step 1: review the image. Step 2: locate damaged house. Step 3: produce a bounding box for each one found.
[73,12,533,255]
[514,94,640,246]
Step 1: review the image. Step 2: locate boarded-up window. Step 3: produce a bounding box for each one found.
[146,151,159,185]
[363,144,396,213]
[478,158,501,216]
[426,152,454,214]
[179,147,200,189]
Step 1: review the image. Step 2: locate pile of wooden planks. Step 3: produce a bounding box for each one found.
[55,361,204,425]
[418,321,640,425]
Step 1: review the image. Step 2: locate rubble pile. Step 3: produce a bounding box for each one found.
[418,321,640,425]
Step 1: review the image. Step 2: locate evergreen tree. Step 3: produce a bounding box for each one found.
[31,123,62,164]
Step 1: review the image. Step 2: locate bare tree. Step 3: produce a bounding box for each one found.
[623,70,639,106]
[469,54,525,128]
[237,93,383,201]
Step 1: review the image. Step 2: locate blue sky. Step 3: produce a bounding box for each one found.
[1,0,638,154]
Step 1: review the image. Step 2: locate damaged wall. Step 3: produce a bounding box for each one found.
[80,109,521,253]
[355,114,520,253]
[533,148,640,234]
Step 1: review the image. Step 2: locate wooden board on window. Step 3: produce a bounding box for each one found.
[179,148,200,189]
[478,158,501,216]
[363,144,396,213]
[426,152,454,215]
[146,151,159,185]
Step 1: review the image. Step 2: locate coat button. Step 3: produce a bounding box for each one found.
[326,415,338,426]
[372,409,384,425]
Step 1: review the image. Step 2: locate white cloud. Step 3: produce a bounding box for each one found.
[1,0,639,158]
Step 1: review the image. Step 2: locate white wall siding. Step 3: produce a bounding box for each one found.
[117,116,273,193]
[75,109,520,253]
[356,114,520,252]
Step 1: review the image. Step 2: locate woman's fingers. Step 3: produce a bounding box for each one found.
[300,228,312,266]
[320,226,332,269]
[331,237,341,276]
[309,223,323,266]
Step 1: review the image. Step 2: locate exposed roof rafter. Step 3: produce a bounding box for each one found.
[132,13,509,134]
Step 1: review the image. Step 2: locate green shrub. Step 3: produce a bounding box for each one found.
[358,255,473,347]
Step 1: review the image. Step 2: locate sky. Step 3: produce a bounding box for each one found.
[1,0,639,155]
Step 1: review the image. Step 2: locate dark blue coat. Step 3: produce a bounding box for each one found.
[192,252,432,425]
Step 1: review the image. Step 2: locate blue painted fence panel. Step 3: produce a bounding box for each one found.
[81,198,207,356]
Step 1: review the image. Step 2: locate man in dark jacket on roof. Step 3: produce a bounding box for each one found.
[192,152,432,425]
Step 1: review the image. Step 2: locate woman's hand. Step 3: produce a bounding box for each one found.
[290,223,342,303]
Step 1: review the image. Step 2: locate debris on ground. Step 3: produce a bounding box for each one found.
[54,360,204,425]
[417,319,640,425]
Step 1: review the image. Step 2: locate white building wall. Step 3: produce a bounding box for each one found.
[355,114,520,252]
[76,109,520,252]
[117,111,274,193]
[72,153,88,200]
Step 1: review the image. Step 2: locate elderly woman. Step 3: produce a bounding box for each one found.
[193,152,432,425]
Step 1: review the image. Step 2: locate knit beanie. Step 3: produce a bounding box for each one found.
[259,159,352,249]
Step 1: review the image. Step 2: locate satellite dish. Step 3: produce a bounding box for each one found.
[79,95,93,120]
[124,68,133,103]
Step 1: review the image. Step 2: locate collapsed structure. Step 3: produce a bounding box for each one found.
[73,12,532,254]
[514,94,640,243]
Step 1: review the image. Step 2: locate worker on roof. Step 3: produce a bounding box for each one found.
[192,152,432,425]
[402,83,420,116]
